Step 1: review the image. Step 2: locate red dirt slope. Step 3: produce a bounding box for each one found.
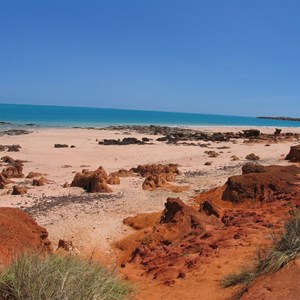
[0,208,52,266]
[242,258,300,300]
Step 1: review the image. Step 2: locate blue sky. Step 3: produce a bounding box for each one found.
[0,0,300,117]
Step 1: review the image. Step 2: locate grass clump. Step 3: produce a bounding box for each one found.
[0,253,132,300]
[222,213,300,299]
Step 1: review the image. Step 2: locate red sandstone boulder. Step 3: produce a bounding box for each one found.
[63,181,69,188]
[142,174,167,190]
[71,166,112,193]
[0,174,12,189]
[107,174,121,185]
[57,239,80,255]
[285,145,300,162]
[0,208,52,265]
[160,198,210,231]
[26,171,43,179]
[1,156,15,164]
[1,162,24,178]
[245,153,260,161]
[133,164,180,190]
[32,177,50,186]
[12,185,28,195]
[132,164,180,179]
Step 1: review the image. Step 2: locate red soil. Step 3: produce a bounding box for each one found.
[241,258,300,300]
[0,208,52,266]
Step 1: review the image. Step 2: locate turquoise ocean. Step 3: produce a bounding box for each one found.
[1,103,300,128]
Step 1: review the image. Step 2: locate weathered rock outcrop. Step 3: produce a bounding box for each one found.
[123,198,221,283]
[1,156,15,164]
[54,144,68,148]
[132,164,180,179]
[57,239,80,255]
[285,145,300,162]
[1,162,24,178]
[71,166,112,193]
[274,128,282,135]
[222,165,300,203]
[103,125,300,146]
[32,177,50,186]
[131,164,181,190]
[0,174,11,189]
[12,185,28,195]
[99,137,146,145]
[242,163,266,174]
[242,129,260,138]
[0,144,21,152]
[26,172,43,179]
[245,153,260,160]
[109,169,136,177]
[199,200,221,218]
[142,174,167,191]
[107,174,121,185]
[0,208,52,265]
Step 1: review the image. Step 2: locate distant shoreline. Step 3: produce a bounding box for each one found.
[257,116,300,122]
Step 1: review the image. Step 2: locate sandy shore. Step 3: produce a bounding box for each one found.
[1,126,300,261]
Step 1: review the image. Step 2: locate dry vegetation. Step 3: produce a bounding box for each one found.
[0,253,132,300]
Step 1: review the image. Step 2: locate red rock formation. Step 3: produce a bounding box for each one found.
[199,200,221,218]
[110,169,136,177]
[1,162,24,178]
[133,164,181,190]
[0,208,52,265]
[12,185,28,195]
[222,165,300,204]
[26,171,43,179]
[32,177,50,186]
[133,163,180,179]
[245,153,260,160]
[0,174,11,189]
[1,155,15,164]
[71,166,112,193]
[57,239,79,255]
[63,181,69,188]
[107,174,121,185]
[285,145,300,162]
[242,163,266,174]
[118,164,300,295]
[124,198,221,282]
[142,174,167,190]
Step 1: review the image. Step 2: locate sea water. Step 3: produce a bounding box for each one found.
[1,103,300,128]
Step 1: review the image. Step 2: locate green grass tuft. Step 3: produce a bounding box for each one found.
[0,253,132,300]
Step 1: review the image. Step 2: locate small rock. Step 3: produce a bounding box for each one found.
[245,153,260,161]
[12,185,28,195]
[54,144,68,148]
